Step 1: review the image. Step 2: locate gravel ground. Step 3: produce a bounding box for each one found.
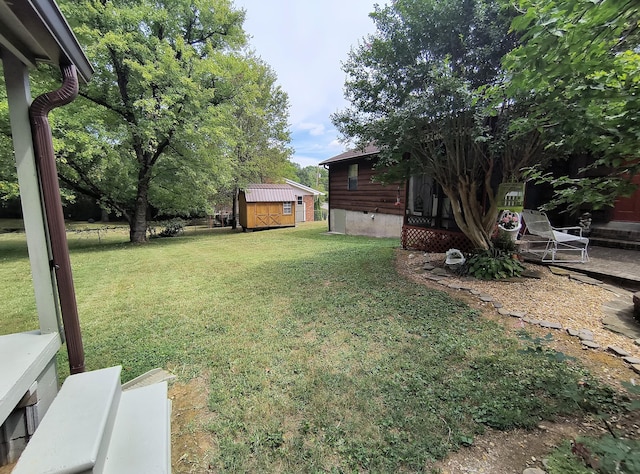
[397,250,640,368]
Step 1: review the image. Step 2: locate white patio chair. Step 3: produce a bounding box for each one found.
[520,209,589,263]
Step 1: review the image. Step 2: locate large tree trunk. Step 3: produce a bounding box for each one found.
[444,179,496,250]
[130,171,151,243]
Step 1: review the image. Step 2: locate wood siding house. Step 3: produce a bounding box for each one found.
[319,145,406,238]
[320,146,473,251]
[322,145,640,252]
[239,184,297,231]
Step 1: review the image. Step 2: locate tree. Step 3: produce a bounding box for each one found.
[225,53,294,227]
[0,76,19,203]
[332,0,543,249]
[293,164,327,195]
[52,0,282,242]
[501,0,640,213]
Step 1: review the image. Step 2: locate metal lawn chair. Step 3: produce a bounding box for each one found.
[520,209,589,263]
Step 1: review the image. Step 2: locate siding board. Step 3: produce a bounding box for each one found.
[329,159,405,215]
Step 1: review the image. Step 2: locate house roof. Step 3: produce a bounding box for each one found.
[243,184,297,203]
[284,179,324,196]
[318,144,380,166]
[0,0,94,82]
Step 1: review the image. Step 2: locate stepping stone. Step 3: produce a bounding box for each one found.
[549,266,571,276]
[570,274,603,285]
[493,302,503,309]
[523,468,546,474]
[632,364,640,375]
[448,283,463,289]
[510,311,526,318]
[470,289,481,295]
[623,356,640,365]
[582,340,600,349]
[425,275,444,281]
[498,308,510,316]
[578,329,594,341]
[635,339,640,347]
[480,296,494,302]
[567,328,579,337]
[607,346,630,357]
[523,318,541,325]
[539,321,563,330]
[521,269,543,279]
[432,268,449,276]
[458,285,474,291]
[423,263,435,271]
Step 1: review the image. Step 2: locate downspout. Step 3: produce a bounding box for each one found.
[29,64,85,375]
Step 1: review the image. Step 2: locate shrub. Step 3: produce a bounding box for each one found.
[464,248,524,280]
[149,218,185,238]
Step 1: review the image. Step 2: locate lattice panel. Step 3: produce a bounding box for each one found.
[401,226,473,253]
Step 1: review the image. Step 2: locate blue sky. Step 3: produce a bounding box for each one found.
[233,1,380,168]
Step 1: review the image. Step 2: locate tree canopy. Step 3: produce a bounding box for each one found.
[41,0,293,242]
[333,0,544,249]
[500,0,640,213]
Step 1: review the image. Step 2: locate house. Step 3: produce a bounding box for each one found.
[319,145,406,238]
[319,146,472,251]
[322,143,640,252]
[285,178,325,223]
[0,1,171,471]
[239,184,298,231]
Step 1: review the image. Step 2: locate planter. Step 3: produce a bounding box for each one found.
[498,224,521,242]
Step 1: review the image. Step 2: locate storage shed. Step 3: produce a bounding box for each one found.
[239,184,297,231]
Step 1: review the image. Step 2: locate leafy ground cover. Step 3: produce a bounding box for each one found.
[0,222,629,472]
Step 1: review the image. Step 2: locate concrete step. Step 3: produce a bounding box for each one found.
[590,237,640,251]
[11,366,171,474]
[12,366,122,474]
[0,331,60,427]
[591,222,640,242]
[102,382,171,473]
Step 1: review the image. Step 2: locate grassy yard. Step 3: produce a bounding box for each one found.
[0,222,622,472]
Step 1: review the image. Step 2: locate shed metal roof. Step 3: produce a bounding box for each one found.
[243,184,296,203]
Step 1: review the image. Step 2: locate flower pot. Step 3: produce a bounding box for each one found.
[498,224,521,242]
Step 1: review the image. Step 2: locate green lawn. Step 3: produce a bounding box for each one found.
[0,222,621,472]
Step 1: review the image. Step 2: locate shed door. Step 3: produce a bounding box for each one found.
[295,196,305,222]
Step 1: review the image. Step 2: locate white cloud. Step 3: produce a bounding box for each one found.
[234,0,380,166]
[297,122,326,137]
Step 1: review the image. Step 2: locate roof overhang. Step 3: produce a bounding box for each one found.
[318,144,380,166]
[0,0,93,82]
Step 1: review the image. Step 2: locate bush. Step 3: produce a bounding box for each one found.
[148,218,185,238]
[464,248,524,280]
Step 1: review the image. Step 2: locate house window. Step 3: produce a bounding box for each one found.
[297,196,303,205]
[283,202,292,215]
[348,164,358,190]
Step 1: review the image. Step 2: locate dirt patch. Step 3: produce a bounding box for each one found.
[170,374,216,474]
[397,249,640,473]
